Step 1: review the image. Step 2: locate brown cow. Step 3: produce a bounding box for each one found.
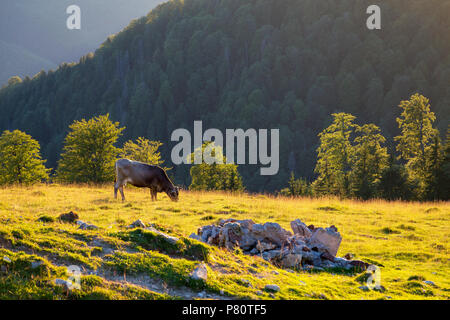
[114,159,179,201]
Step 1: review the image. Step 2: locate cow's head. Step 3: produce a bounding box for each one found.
[166,186,179,202]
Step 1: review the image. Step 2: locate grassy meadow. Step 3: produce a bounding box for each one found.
[0,184,449,300]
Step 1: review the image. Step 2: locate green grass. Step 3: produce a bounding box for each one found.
[0,184,448,300]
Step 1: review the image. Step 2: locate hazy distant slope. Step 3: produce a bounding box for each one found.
[0,40,56,85]
[0,0,165,85]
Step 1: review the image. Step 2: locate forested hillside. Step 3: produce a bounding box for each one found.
[0,0,449,191]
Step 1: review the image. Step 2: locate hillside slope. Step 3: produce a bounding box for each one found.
[0,0,449,191]
[0,0,165,85]
[0,40,56,84]
[0,185,448,299]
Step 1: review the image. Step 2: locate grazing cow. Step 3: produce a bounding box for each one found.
[114,159,179,202]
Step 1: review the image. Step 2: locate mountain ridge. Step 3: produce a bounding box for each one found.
[0,0,449,191]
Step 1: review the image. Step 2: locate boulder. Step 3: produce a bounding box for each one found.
[146,226,179,245]
[264,284,280,292]
[59,211,79,223]
[280,253,302,268]
[31,261,44,269]
[320,251,335,263]
[290,219,312,238]
[256,241,277,252]
[349,260,369,271]
[189,233,202,241]
[190,263,208,282]
[251,222,291,246]
[309,227,342,256]
[262,250,282,262]
[77,220,99,230]
[301,251,322,266]
[127,219,146,229]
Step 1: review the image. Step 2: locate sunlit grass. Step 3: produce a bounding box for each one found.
[0,184,448,300]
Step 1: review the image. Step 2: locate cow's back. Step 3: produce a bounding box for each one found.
[115,159,167,188]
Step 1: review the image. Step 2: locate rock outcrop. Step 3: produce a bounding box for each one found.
[193,218,368,271]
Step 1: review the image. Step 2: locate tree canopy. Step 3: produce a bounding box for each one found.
[56,114,124,183]
[0,130,50,185]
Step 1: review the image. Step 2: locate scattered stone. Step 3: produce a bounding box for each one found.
[280,253,302,268]
[127,219,146,229]
[320,251,336,263]
[189,233,202,241]
[256,241,277,252]
[256,290,263,296]
[299,280,306,286]
[423,280,437,287]
[197,291,206,298]
[309,227,342,256]
[252,222,292,246]
[147,226,179,245]
[290,219,312,238]
[264,284,280,292]
[344,253,354,260]
[240,279,252,288]
[358,285,370,291]
[329,225,338,232]
[77,220,99,230]
[373,285,386,292]
[0,265,7,273]
[190,263,208,282]
[193,218,368,272]
[54,278,71,288]
[2,256,11,263]
[349,260,369,271]
[59,211,79,223]
[31,261,44,269]
[271,270,279,275]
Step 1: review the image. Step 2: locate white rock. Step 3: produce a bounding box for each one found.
[190,263,208,282]
[127,219,146,229]
[309,227,342,256]
[264,284,280,292]
[2,256,11,263]
[147,226,179,245]
[280,253,302,268]
[54,278,71,288]
[31,261,44,269]
[189,233,202,241]
[290,219,312,238]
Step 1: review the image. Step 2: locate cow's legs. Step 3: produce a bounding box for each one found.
[119,186,125,201]
[114,182,119,199]
[150,187,157,201]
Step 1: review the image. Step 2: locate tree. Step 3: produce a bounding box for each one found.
[314,113,356,197]
[423,135,444,200]
[56,114,124,183]
[394,94,439,197]
[437,126,450,200]
[0,130,50,185]
[350,124,389,199]
[285,172,311,197]
[189,142,244,192]
[120,137,164,166]
[377,161,414,201]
